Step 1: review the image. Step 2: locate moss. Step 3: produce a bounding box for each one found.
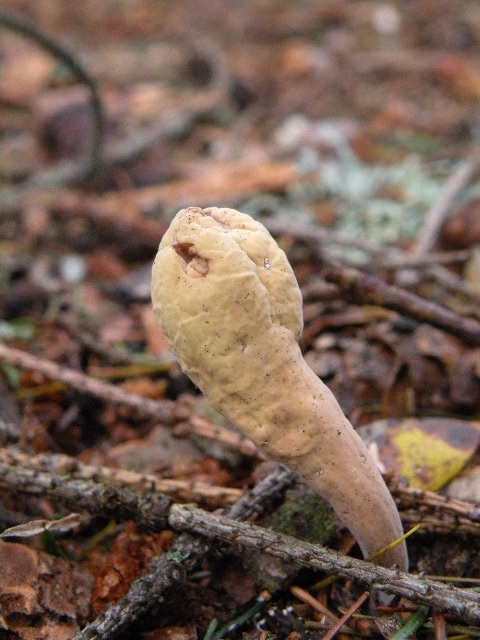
[267,485,334,545]
[244,486,335,592]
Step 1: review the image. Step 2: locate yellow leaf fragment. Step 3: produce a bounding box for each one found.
[360,418,480,491]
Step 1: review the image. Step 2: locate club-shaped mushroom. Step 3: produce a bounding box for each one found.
[151,206,408,571]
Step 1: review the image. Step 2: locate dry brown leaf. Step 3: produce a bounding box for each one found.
[92,523,172,615]
[0,540,93,639]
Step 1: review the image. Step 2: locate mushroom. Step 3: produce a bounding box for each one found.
[151,206,408,570]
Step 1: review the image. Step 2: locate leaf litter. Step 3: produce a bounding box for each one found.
[1,1,480,637]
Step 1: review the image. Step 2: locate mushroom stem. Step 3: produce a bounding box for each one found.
[151,206,408,571]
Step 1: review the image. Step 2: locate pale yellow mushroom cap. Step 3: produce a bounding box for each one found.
[152,206,303,384]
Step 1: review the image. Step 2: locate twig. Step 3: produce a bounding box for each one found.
[0,447,242,508]
[425,263,480,305]
[261,217,385,255]
[323,264,480,345]
[257,218,473,272]
[263,218,477,306]
[0,460,171,530]
[392,484,480,523]
[227,463,295,520]
[0,454,188,640]
[73,463,296,640]
[413,160,476,256]
[1,454,480,628]
[178,414,259,458]
[433,611,447,640]
[401,511,480,537]
[322,590,369,640]
[394,483,480,536]
[0,343,258,456]
[169,503,480,625]
[0,8,104,179]
[290,585,339,624]
[365,249,472,270]
[74,551,188,640]
[0,343,174,422]
[351,49,442,74]
[9,447,480,534]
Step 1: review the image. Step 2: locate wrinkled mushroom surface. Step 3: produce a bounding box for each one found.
[152,206,408,571]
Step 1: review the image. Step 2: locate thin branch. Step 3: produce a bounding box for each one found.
[0,344,260,461]
[227,464,295,520]
[0,448,242,508]
[263,218,477,304]
[262,217,385,255]
[253,218,472,271]
[413,160,476,256]
[0,343,258,455]
[0,343,174,423]
[290,585,340,624]
[425,262,480,304]
[73,463,296,640]
[401,511,480,537]
[169,503,480,626]
[178,413,258,457]
[324,264,480,345]
[0,451,292,530]
[0,461,171,530]
[0,8,105,179]
[322,590,369,640]
[393,484,480,523]
[1,453,480,628]
[73,552,188,640]
[364,249,472,271]
[7,447,480,534]
[394,483,480,535]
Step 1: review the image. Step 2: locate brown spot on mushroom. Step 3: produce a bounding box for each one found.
[172,240,209,278]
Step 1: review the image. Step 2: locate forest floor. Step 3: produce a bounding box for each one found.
[1,2,480,639]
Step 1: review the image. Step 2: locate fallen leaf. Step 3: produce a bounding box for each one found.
[92,522,172,615]
[0,513,82,539]
[359,417,480,490]
[440,198,480,249]
[435,54,480,101]
[0,540,93,639]
[446,466,480,503]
